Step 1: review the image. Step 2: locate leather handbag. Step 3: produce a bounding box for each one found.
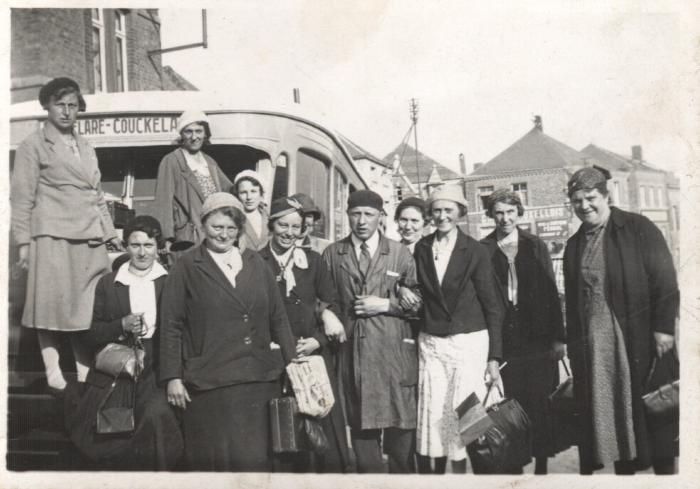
[96,379,136,435]
[642,354,679,427]
[269,395,306,453]
[95,340,145,379]
[302,416,329,454]
[467,384,533,474]
[285,355,335,418]
[549,359,578,452]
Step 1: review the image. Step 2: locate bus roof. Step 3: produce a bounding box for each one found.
[11,90,370,189]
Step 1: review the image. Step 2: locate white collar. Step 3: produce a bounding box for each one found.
[351,230,380,255]
[114,260,168,286]
[497,228,519,246]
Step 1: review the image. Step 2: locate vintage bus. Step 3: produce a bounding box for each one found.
[9,90,369,241]
[7,91,369,470]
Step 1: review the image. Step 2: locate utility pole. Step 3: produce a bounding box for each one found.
[410,98,421,197]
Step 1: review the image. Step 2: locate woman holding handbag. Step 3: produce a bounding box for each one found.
[66,216,183,470]
[480,189,566,474]
[413,185,504,474]
[259,197,350,473]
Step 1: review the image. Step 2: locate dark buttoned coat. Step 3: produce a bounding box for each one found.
[564,207,679,467]
[159,244,296,391]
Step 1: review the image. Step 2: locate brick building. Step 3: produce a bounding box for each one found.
[11,8,195,103]
[463,117,679,264]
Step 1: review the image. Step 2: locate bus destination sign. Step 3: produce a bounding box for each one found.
[76,116,179,137]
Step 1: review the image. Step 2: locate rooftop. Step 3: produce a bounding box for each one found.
[382,142,462,184]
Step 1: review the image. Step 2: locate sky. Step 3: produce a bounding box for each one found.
[159,1,696,175]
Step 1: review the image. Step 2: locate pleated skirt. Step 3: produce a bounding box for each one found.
[417,329,489,461]
[22,236,109,331]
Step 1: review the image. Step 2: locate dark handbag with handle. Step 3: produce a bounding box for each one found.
[467,384,532,474]
[642,353,679,427]
[549,359,578,452]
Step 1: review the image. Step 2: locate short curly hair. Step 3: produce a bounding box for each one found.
[485,188,525,218]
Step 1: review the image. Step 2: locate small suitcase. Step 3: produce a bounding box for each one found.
[269,396,305,453]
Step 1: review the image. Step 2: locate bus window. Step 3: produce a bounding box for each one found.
[206,144,269,192]
[296,149,329,239]
[333,167,348,239]
[96,148,129,200]
[271,153,288,201]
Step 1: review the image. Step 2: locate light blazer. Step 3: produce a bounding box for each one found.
[10,123,116,245]
[414,228,504,360]
[152,148,232,244]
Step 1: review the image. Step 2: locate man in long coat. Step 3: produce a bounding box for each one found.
[564,167,679,475]
[323,190,419,473]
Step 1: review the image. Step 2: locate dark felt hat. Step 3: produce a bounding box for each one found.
[394,197,427,221]
[347,190,383,212]
[290,193,322,220]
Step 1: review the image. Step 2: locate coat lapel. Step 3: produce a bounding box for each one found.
[113,280,131,317]
[337,236,364,294]
[440,231,473,313]
[416,234,450,315]
[43,124,94,186]
[193,245,248,310]
[176,149,205,202]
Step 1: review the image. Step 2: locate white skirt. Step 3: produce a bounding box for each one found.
[416,330,489,460]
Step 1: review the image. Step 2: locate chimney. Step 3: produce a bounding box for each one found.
[459,153,466,175]
[533,115,543,131]
[473,162,483,171]
[293,88,301,104]
[631,145,642,161]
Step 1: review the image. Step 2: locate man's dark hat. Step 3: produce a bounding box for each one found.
[347,190,384,212]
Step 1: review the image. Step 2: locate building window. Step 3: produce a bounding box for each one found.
[477,186,494,210]
[511,182,529,205]
[91,9,107,93]
[114,10,128,92]
[612,180,621,205]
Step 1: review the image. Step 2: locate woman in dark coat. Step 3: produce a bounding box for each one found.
[159,192,297,471]
[259,196,350,473]
[66,216,183,470]
[563,167,679,475]
[480,188,566,474]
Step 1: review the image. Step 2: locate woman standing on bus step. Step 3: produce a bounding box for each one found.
[153,110,233,258]
[231,169,270,251]
[10,77,121,395]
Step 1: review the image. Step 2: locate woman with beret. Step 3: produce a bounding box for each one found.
[413,185,504,474]
[394,197,429,254]
[66,216,183,470]
[159,192,297,471]
[152,110,232,256]
[259,197,350,473]
[10,77,120,395]
[480,188,566,474]
[231,169,270,251]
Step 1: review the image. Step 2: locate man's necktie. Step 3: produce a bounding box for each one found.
[359,241,371,277]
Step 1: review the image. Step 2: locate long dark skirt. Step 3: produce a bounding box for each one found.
[66,340,183,470]
[184,380,280,471]
[501,307,560,459]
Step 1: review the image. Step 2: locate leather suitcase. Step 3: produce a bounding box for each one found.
[269,396,305,453]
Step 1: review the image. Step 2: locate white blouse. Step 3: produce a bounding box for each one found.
[114,261,168,339]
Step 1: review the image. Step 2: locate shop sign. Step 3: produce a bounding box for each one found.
[536,219,569,240]
[76,116,179,138]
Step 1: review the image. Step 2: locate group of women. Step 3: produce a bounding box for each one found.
[11,77,678,474]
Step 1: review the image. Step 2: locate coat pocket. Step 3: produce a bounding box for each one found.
[399,338,418,387]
